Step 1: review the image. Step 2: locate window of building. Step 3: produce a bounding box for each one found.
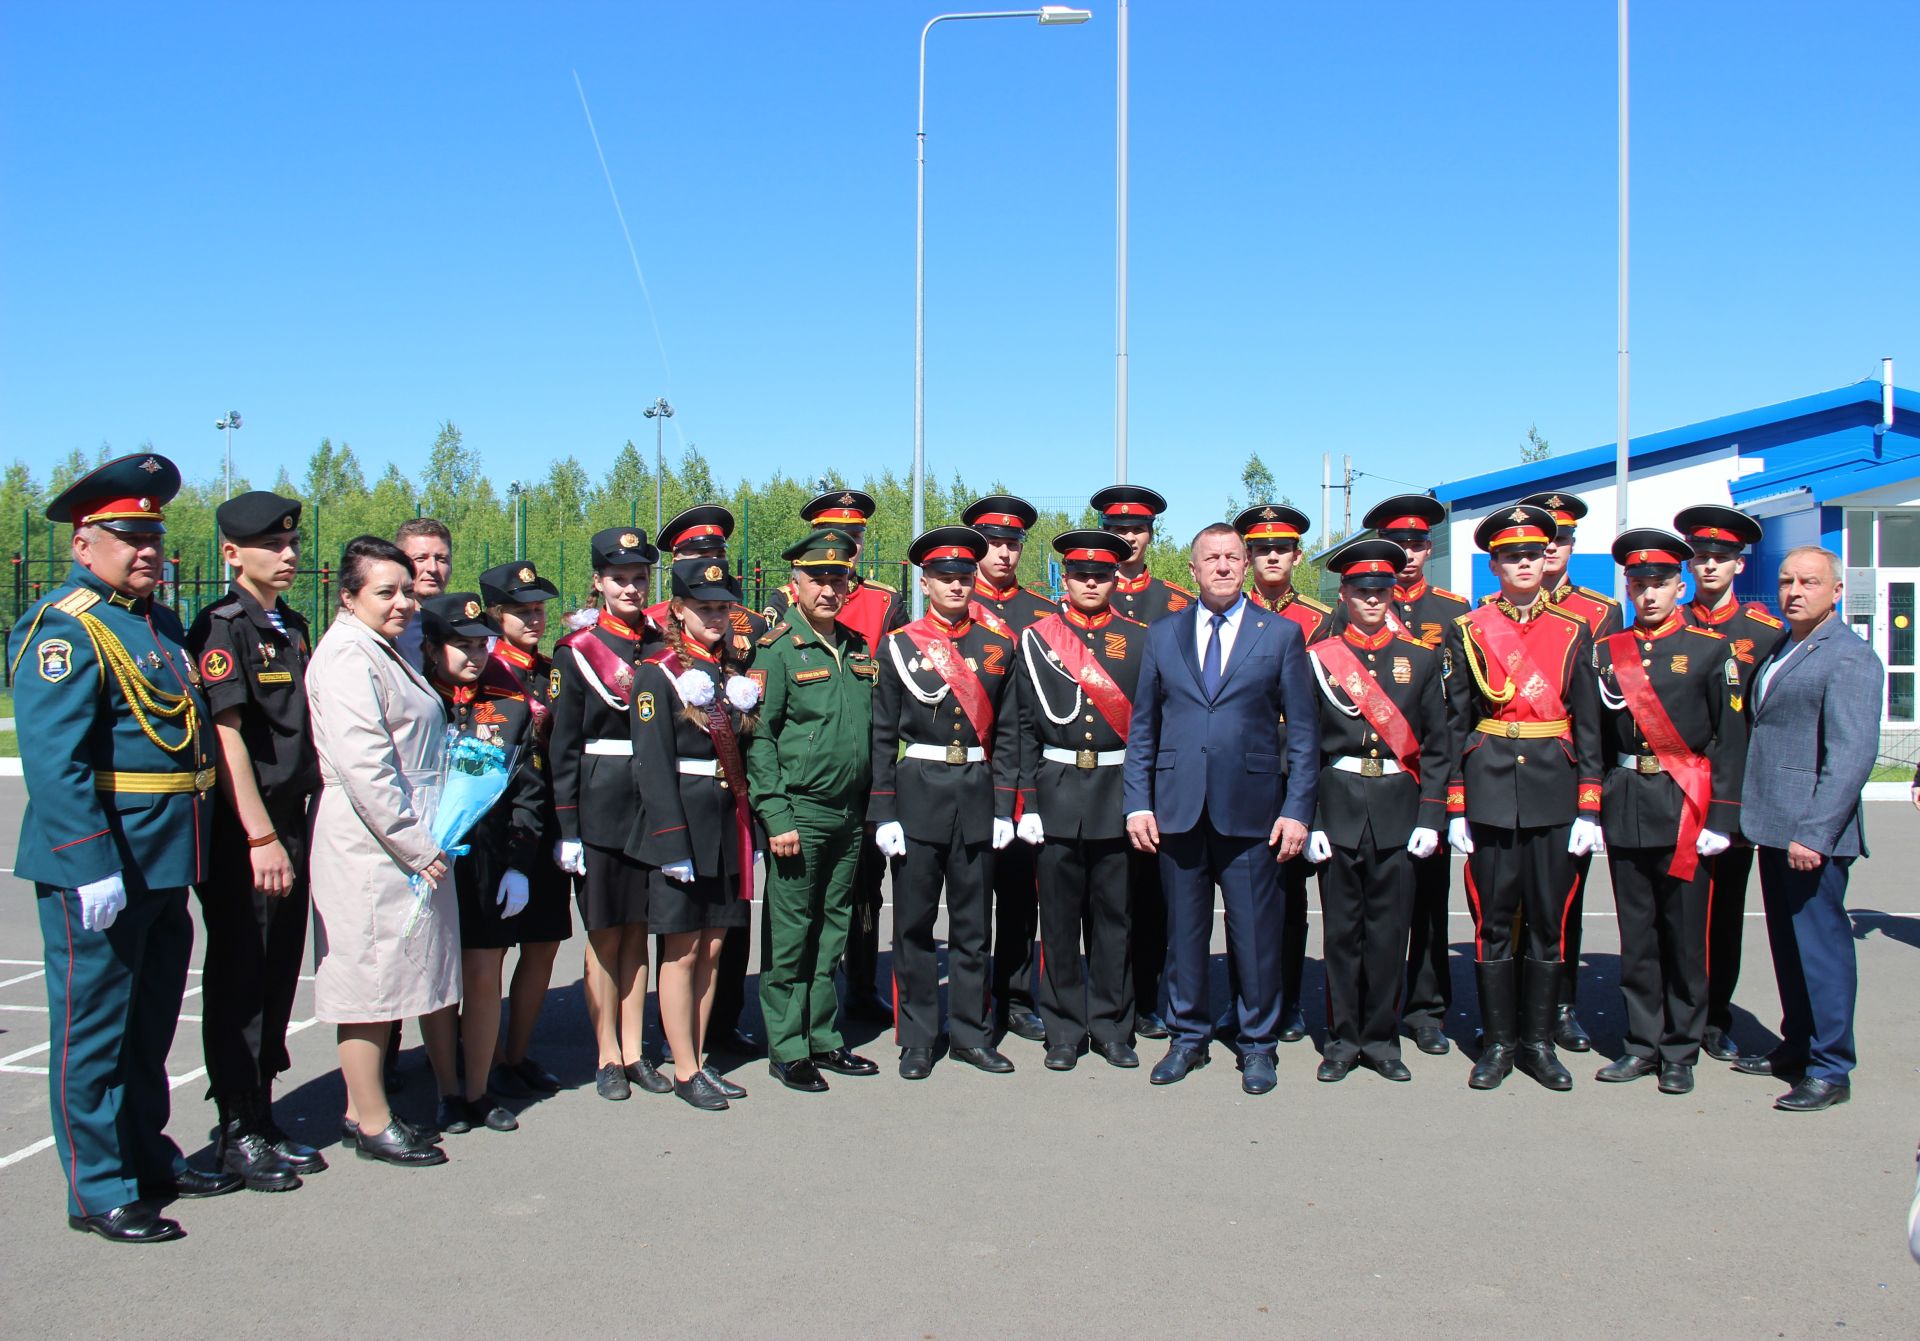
[1880,512,1920,567]
[1847,509,1875,566]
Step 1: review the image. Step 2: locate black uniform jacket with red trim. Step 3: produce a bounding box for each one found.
[1683,595,1785,691]
[970,577,1057,635]
[868,613,1021,846]
[1443,597,1603,829]
[1326,576,1471,652]
[548,614,662,846]
[1549,581,1624,641]
[1014,605,1146,842]
[1305,625,1450,848]
[1594,615,1747,849]
[1110,571,1192,626]
[624,652,760,879]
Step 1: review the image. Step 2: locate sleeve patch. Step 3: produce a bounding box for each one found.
[199,648,234,682]
[37,639,74,682]
[549,667,564,699]
[636,691,656,722]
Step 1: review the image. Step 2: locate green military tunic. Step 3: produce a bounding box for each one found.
[744,602,878,1063]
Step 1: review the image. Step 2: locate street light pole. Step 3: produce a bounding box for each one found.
[643,396,674,601]
[914,6,1091,618]
[1115,0,1129,485]
[215,411,242,500]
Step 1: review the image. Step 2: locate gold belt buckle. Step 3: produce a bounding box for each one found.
[1076,749,1097,770]
[1359,758,1383,778]
[1504,722,1522,739]
[946,742,968,765]
[194,767,217,792]
[1636,754,1661,775]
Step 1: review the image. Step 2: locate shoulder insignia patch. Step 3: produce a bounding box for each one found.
[636,691,656,722]
[758,627,783,647]
[1748,607,1784,629]
[548,667,563,699]
[37,638,73,682]
[864,578,898,593]
[1431,586,1469,604]
[52,589,100,618]
[200,648,234,682]
[1684,625,1725,640]
[1441,647,1453,679]
[748,668,767,693]
[1579,585,1620,606]
[1298,593,1332,612]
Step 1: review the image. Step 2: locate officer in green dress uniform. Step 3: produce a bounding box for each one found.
[13,453,242,1243]
[745,528,883,1092]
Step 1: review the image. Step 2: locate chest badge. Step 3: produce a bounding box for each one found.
[1391,656,1412,684]
[1669,654,1689,675]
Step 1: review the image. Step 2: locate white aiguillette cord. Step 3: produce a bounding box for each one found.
[888,633,953,707]
[1020,628,1084,727]
[1306,649,1362,717]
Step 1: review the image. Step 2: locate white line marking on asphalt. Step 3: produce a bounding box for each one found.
[0,1041,51,1065]
[0,1064,48,1075]
[0,970,45,988]
[0,1137,55,1169]
[0,1003,48,1012]
[0,958,40,966]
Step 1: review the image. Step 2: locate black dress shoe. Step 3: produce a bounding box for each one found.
[898,1047,934,1080]
[769,1058,829,1093]
[1096,1039,1139,1069]
[260,1117,327,1174]
[1317,1055,1354,1082]
[810,1047,879,1076]
[624,1058,674,1095]
[595,1063,631,1101]
[436,1096,475,1134]
[1003,1005,1047,1043]
[1553,1005,1593,1053]
[1658,1062,1694,1095]
[673,1071,731,1111]
[1413,1026,1450,1056]
[354,1118,448,1167]
[1136,1013,1170,1041]
[1149,1046,1209,1085]
[1595,1054,1658,1083]
[1240,1053,1278,1095]
[1371,1057,1413,1082]
[1700,1028,1740,1062]
[1276,1004,1308,1043]
[1775,1077,1849,1112]
[1044,1044,1079,1071]
[218,1126,302,1192]
[467,1094,519,1131]
[498,1056,562,1095]
[701,1065,748,1100]
[847,992,894,1025]
[1733,1053,1805,1079]
[168,1164,245,1199]
[69,1204,185,1244]
[950,1045,1016,1074]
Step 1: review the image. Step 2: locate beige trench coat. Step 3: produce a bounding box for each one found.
[306,610,457,1024]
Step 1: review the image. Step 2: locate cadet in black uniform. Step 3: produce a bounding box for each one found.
[187,490,321,1191]
[1090,484,1192,1039]
[1016,531,1145,1070]
[477,560,570,1097]
[871,527,1023,1079]
[627,558,762,1112]
[418,594,534,1135]
[1342,495,1472,1055]
[963,494,1057,1046]
[549,527,672,1100]
[1593,530,1747,1094]
[1674,504,1784,1060]
[1302,539,1450,1082]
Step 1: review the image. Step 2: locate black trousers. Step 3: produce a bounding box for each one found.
[1463,822,1574,963]
[892,833,993,1049]
[990,839,1039,1019]
[841,828,889,1001]
[196,797,311,1101]
[1705,842,1754,1033]
[1401,849,1453,1029]
[1558,850,1597,1006]
[1608,845,1709,1064]
[1320,831,1415,1064]
[1127,848,1167,1023]
[1036,836,1132,1047]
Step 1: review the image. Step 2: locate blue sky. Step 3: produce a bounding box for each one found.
[3,1,1915,542]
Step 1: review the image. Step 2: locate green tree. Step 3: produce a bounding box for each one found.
[1522,425,1551,462]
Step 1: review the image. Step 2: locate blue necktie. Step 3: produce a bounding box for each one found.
[1203,612,1226,697]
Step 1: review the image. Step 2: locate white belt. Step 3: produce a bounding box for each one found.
[676,758,721,776]
[1330,755,1404,776]
[903,743,986,764]
[1042,746,1127,768]
[584,739,633,756]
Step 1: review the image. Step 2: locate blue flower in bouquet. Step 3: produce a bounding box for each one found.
[402,725,521,936]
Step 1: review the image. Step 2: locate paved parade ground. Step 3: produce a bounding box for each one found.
[0,779,1915,1338]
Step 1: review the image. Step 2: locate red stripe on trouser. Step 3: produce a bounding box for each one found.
[58,893,87,1217]
[891,965,900,1046]
[1461,856,1485,961]
[1559,868,1583,961]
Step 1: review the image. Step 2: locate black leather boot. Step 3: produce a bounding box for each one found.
[1516,959,1574,1091]
[1468,959,1517,1090]
[217,1094,302,1192]
[1554,960,1593,1052]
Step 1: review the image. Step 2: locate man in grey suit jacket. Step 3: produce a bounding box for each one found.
[1734,546,1883,1111]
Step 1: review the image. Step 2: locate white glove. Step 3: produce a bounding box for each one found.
[1447,817,1475,856]
[875,821,907,858]
[1406,826,1440,860]
[1568,817,1606,857]
[1306,831,1332,864]
[76,873,127,932]
[991,817,1015,851]
[754,850,765,866]
[1696,828,1731,859]
[661,859,696,883]
[1016,813,1046,845]
[554,839,585,875]
[496,869,529,917]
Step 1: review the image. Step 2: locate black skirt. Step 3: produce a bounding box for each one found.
[455,840,574,950]
[647,868,750,935]
[578,842,652,932]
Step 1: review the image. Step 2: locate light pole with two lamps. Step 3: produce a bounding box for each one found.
[215,411,242,500]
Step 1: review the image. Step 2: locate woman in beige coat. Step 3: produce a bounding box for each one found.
[307,536,453,1167]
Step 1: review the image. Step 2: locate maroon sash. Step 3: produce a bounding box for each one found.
[1464,606,1570,721]
[900,619,995,757]
[655,648,757,902]
[557,612,647,707]
[484,643,549,739]
[968,599,1015,642]
[1027,615,1133,742]
[1607,632,1711,881]
[1311,637,1424,782]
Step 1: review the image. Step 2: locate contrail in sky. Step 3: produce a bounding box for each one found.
[573,69,683,445]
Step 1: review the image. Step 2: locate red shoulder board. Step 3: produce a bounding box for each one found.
[1745,605,1783,629]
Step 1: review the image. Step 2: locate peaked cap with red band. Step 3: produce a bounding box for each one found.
[1612,526,1694,577]
[1323,536,1408,589]
[1518,490,1589,536]
[1474,503,1558,554]
[1090,484,1168,528]
[1672,504,1761,556]
[801,489,876,528]
[1233,502,1310,546]
[1052,528,1130,571]
[46,452,181,534]
[910,525,988,574]
[1362,492,1446,539]
[661,504,736,555]
[963,494,1039,540]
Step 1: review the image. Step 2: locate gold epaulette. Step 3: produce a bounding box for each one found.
[1394,634,1428,649]
[1747,606,1784,629]
[1161,579,1195,596]
[54,589,101,617]
[1683,625,1726,640]
[1431,586,1469,604]
[860,577,898,593]
[1577,585,1621,606]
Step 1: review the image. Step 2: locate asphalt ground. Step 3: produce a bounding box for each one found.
[0,778,1916,1339]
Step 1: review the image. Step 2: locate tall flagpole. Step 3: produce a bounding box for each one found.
[1114,0,1129,484]
[1614,0,1630,548]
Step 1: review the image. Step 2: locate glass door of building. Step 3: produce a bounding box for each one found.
[1880,571,1918,723]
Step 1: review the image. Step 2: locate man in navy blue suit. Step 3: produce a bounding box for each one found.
[1123,523,1320,1094]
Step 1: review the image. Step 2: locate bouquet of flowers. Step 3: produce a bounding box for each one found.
[402,725,522,938]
